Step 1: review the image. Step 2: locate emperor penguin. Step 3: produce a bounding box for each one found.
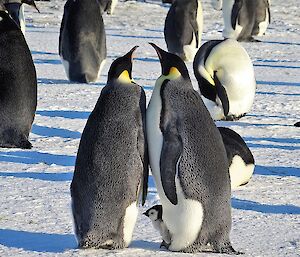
[218,127,255,189]
[98,0,118,15]
[164,0,203,62]
[0,5,37,149]
[193,39,256,121]
[3,0,39,34]
[146,43,238,254]
[217,0,271,41]
[143,205,171,248]
[71,46,149,249]
[59,0,106,83]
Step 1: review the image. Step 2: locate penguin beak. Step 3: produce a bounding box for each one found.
[118,46,138,82]
[143,211,148,217]
[149,42,170,76]
[22,0,40,13]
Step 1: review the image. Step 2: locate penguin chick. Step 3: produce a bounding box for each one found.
[143,205,171,248]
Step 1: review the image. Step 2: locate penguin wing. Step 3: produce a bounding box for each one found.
[265,0,271,23]
[189,12,199,48]
[160,80,183,205]
[231,0,243,29]
[139,89,149,206]
[214,71,229,116]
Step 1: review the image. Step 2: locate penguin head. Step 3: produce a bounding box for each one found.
[21,0,40,12]
[149,43,190,80]
[143,205,163,221]
[107,46,138,84]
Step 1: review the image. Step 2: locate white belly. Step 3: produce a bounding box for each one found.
[60,56,70,81]
[123,201,138,247]
[222,0,243,39]
[230,155,255,189]
[257,9,269,36]
[19,5,25,34]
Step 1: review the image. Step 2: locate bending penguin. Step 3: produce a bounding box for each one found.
[71,46,149,249]
[146,43,239,254]
[164,0,202,62]
[0,4,37,149]
[193,39,256,121]
[212,0,271,41]
[3,0,39,34]
[59,0,106,83]
[218,127,255,189]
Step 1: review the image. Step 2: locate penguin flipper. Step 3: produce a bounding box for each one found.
[214,72,230,117]
[231,0,243,30]
[160,81,183,205]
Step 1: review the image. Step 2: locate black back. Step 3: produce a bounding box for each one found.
[0,10,37,148]
[59,0,106,83]
[218,127,254,165]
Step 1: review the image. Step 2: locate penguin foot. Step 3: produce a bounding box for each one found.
[19,139,32,149]
[160,240,170,249]
[214,245,244,255]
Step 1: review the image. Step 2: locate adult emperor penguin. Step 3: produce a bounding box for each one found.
[59,0,106,83]
[0,5,37,148]
[4,0,39,34]
[193,39,256,121]
[146,43,238,253]
[71,47,149,249]
[164,0,203,62]
[214,0,271,41]
[218,127,255,189]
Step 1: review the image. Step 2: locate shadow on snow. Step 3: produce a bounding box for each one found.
[32,124,81,139]
[36,110,90,120]
[0,229,76,253]
[255,165,299,178]
[0,172,73,182]
[232,198,300,214]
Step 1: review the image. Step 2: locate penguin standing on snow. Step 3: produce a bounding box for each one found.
[0,5,37,149]
[59,0,106,83]
[218,127,255,189]
[193,39,256,121]
[146,43,238,254]
[164,0,202,62]
[212,0,271,41]
[71,47,149,249]
[143,205,171,248]
[3,0,39,34]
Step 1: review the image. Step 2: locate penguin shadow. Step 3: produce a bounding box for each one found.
[107,33,164,40]
[254,63,299,69]
[255,165,300,178]
[0,229,76,253]
[0,151,75,166]
[31,50,57,56]
[263,40,300,46]
[255,91,300,97]
[36,110,90,120]
[34,59,61,65]
[37,78,70,85]
[232,198,300,215]
[130,240,160,251]
[31,124,81,139]
[0,171,73,182]
[257,80,300,87]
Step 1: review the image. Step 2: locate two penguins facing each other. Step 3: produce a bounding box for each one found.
[59,0,118,83]
[71,43,254,253]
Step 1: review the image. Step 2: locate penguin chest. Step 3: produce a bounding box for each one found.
[222,0,243,39]
[257,8,269,36]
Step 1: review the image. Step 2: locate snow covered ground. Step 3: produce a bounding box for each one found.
[0,0,299,256]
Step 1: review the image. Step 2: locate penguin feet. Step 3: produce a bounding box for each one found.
[224,113,246,121]
[160,240,170,249]
[213,245,244,255]
[19,139,32,149]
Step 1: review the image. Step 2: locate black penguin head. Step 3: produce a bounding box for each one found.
[149,43,190,80]
[21,0,40,13]
[143,205,163,221]
[107,46,139,84]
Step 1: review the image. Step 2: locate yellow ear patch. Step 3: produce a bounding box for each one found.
[118,70,132,83]
[167,67,181,79]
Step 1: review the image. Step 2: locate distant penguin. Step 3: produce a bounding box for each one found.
[143,205,171,248]
[71,47,149,249]
[98,0,118,15]
[217,0,271,41]
[164,0,202,62]
[59,0,106,83]
[218,127,255,189]
[4,0,39,34]
[0,6,37,149]
[147,43,238,254]
[193,39,256,121]
[294,122,300,127]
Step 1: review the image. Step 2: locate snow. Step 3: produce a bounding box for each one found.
[0,0,299,256]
